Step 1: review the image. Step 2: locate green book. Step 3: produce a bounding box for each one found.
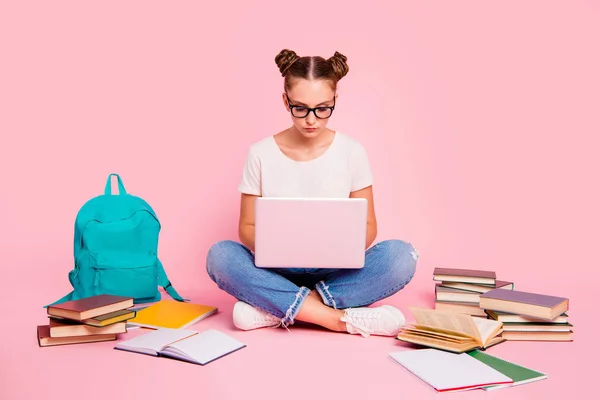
[467,350,547,390]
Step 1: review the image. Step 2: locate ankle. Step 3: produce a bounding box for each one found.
[308,290,324,303]
[330,310,347,332]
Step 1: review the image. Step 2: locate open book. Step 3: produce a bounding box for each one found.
[396,307,505,353]
[115,328,245,365]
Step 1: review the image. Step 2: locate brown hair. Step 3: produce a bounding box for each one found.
[275,49,349,92]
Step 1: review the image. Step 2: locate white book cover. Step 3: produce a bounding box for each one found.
[389,349,513,392]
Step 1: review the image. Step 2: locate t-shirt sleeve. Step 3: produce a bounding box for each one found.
[350,141,374,192]
[237,145,262,195]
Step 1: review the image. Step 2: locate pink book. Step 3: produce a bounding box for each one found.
[480,289,568,321]
[433,268,496,285]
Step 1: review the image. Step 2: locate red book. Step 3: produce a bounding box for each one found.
[47,294,133,321]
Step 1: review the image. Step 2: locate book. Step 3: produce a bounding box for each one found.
[466,350,547,391]
[128,301,160,312]
[115,328,246,365]
[49,309,137,327]
[396,307,505,353]
[440,280,514,294]
[37,325,117,347]
[435,285,482,303]
[126,300,218,329]
[434,300,488,317]
[485,310,569,324]
[389,349,513,393]
[502,322,573,332]
[480,289,569,320]
[47,294,133,321]
[48,318,127,337]
[433,268,496,285]
[501,331,573,341]
[81,309,136,326]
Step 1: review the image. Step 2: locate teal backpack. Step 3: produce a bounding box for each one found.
[47,173,186,306]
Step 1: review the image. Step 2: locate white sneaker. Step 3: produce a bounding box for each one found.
[341,305,406,337]
[232,301,281,331]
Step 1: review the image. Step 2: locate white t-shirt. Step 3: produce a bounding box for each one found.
[237,132,373,198]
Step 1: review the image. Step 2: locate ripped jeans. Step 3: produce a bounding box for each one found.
[206,239,418,327]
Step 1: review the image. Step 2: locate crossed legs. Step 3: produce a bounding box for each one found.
[206,239,418,336]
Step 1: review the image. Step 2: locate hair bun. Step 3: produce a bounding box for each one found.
[328,51,349,80]
[275,49,301,76]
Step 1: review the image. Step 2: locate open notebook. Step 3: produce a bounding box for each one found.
[397,307,505,353]
[115,328,245,365]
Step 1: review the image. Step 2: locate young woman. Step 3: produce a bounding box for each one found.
[206,49,418,337]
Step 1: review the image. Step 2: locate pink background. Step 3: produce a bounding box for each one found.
[1,1,598,399]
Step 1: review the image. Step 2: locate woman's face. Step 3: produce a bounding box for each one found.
[283,78,337,139]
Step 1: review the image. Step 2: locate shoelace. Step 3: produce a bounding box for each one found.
[254,314,278,325]
[341,308,382,337]
[254,314,289,331]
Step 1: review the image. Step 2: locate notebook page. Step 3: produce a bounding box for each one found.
[115,328,197,355]
[163,329,245,365]
[389,349,513,392]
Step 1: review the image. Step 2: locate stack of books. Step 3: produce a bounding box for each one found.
[433,267,514,318]
[38,294,136,347]
[480,289,573,341]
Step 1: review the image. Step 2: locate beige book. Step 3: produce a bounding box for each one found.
[397,307,506,353]
[501,331,573,341]
[435,300,488,317]
[37,325,116,347]
[48,318,127,338]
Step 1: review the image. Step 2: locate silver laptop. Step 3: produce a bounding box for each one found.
[254,197,368,269]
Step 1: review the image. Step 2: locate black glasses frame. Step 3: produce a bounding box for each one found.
[285,93,336,119]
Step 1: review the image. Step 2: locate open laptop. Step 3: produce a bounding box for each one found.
[254,197,368,269]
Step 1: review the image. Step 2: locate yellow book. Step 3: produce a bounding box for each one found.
[127,300,218,329]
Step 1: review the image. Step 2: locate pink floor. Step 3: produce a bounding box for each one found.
[3,270,591,400]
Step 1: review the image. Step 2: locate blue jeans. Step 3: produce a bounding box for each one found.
[206,239,418,326]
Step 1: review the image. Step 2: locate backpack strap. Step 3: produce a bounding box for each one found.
[157,259,188,302]
[44,268,80,307]
[104,173,127,195]
[44,291,75,308]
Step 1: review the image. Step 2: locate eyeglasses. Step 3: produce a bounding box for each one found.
[286,93,335,119]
